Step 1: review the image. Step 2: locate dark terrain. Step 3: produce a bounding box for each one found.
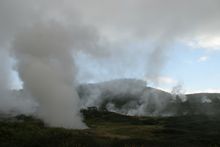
[1,108,220,147]
[2,80,220,147]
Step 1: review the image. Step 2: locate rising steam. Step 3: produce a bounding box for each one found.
[1,0,220,128]
[0,0,102,129]
[11,22,89,128]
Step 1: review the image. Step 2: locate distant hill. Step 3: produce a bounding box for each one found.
[7,79,220,116]
[77,79,220,116]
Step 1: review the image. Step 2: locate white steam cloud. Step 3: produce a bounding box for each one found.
[0,0,103,129]
[11,22,92,129]
[1,0,220,128]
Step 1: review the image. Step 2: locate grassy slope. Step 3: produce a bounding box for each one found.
[1,111,220,147]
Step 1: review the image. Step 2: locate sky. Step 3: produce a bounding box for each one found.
[74,39,220,94]
[12,39,220,94]
[2,0,220,94]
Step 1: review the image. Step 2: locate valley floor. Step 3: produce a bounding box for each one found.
[1,110,220,147]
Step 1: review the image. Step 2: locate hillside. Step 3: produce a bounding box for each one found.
[8,79,220,116]
[78,79,220,116]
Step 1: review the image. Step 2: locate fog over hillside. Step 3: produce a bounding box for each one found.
[1,78,220,123]
[78,79,220,116]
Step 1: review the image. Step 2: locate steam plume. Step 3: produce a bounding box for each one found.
[1,0,220,128]
[12,22,88,128]
[0,0,102,128]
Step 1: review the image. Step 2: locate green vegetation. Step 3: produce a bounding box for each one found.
[1,110,220,147]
